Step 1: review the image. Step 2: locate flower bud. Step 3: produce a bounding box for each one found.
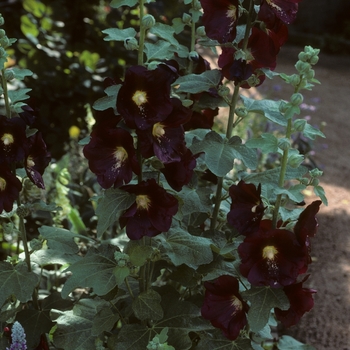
[182,13,192,24]
[295,60,311,74]
[278,138,290,151]
[309,55,319,65]
[279,100,289,114]
[218,85,230,97]
[0,29,6,38]
[0,15,4,26]
[141,14,156,29]
[289,74,301,87]
[309,178,319,186]
[4,69,15,81]
[0,36,10,48]
[124,37,139,51]
[0,46,7,58]
[299,177,309,185]
[288,154,304,168]
[293,118,306,132]
[235,107,248,118]
[196,26,206,37]
[305,69,315,80]
[114,251,130,267]
[193,0,202,10]
[298,51,309,62]
[290,93,303,106]
[222,179,234,191]
[309,168,323,178]
[188,50,199,61]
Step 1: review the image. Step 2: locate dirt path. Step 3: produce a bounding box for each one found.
[259,45,350,350]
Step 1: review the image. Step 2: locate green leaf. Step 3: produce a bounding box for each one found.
[110,0,138,8]
[23,0,46,17]
[190,131,257,176]
[145,41,175,62]
[274,184,306,203]
[31,249,82,266]
[172,18,186,34]
[95,188,136,238]
[79,50,100,71]
[241,95,287,126]
[93,84,120,112]
[197,332,254,350]
[241,165,308,185]
[125,242,154,267]
[157,228,213,268]
[246,133,279,154]
[8,88,32,104]
[173,70,222,94]
[0,261,40,308]
[16,309,54,349]
[302,122,326,140]
[242,286,289,332]
[277,335,316,350]
[91,307,119,336]
[149,23,179,47]
[11,68,33,80]
[109,324,149,349]
[178,186,211,215]
[61,244,126,298]
[20,15,39,37]
[313,185,328,206]
[132,289,163,321]
[102,27,137,41]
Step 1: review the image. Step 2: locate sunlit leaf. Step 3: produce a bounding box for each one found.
[102,27,137,41]
[110,0,138,8]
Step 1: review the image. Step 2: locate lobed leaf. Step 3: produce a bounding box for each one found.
[132,289,163,321]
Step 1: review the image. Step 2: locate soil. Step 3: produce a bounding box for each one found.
[257,45,350,350]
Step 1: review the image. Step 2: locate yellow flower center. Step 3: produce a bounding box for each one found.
[136,194,151,210]
[230,295,243,316]
[152,123,165,138]
[0,177,6,191]
[27,156,35,168]
[226,5,237,21]
[113,147,128,168]
[1,133,14,146]
[262,245,278,260]
[132,90,148,107]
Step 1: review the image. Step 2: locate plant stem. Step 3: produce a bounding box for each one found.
[1,69,11,118]
[137,0,145,66]
[187,0,197,75]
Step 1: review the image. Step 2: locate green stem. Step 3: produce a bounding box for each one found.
[125,277,135,299]
[1,69,11,118]
[187,0,197,74]
[242,0,254,51]
[137,0,145,66]
[210,177,223,230]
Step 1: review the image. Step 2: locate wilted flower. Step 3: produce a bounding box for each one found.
[83,121,139,189]
[0,164,22,213]
[6,321,27,350]
[238,223,308,288]
[201,275,249,340]
[200,0,239,43]
[117,65,177,130]
[227,180,265,236]
[119,178,178,240]
[275,275,316,327]
[24,132,51,189]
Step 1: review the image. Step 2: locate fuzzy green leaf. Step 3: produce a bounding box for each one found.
[8,88,32,104]
[246,133,279,153]
[95,188,136,238]
[61,244,126,298]
[125,242,154,267]
[11,68,33,80]
[110,0,138,8]
[109,324,149,349]
[145,41,175,62]
[0,261,40,308]
[313,185,328,205]
[277,335,316,350]
[302,122,326,140]
[102,27,137,41]
[242,286,290,332]
[241,95,287,126]
[274,184,306,203]
[149,23,179,46]
[93,84,120,112]
[157,228,213,268]
[173,70,222,94]
[91,307,119,336]
[132,289,163,321]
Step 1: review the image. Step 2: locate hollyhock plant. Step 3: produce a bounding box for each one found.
[184,108,218,131]
[136,98,191,163]
[0,115,27,164]
[83,122,139,189]
[238,224,309,288]
[201,275,249,340]
[160,149,198,192]
[24,132,51,189]
[119,178,178,240]
[116,64,177,130]
[275,275,316,327]
[227,180,265,236]
[200,0,239,43]
[0,164,22,213]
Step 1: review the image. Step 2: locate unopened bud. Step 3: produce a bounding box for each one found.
[310,178,319,186]
[309,168,323,178]
[299,177,309,185]
[124,37,139,51]
[278,138,290,151]
[305,69,315,80]
[290,74,301,88]
[279,100,289,114]
[114,251,130,267]
[295,60,311,74]
[293,119,307,132]
[141,14,156,29]
[235,107,248,118]
[298,51,309,62]
[0,15,4,26]
[309,55,319,65]
[290,92,303,106]
[218,85,230,97]
[0,36,10,48]
[4,69,15,81]
[196,26,206,37]
[182,13,192,24]
[0,29,6,38]
[288,153,304,168]
[188,50,199,61]
[193,0,202,10]
[0,46,7,58]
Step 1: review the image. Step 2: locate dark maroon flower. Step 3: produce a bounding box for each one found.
[119,178,178,240]
[83,122,139,189]
[184,108,218,131]
[0,164,22,213]
[275,275,316,327]
[160,149,198,191]
[18,104,36,126]
[227,181,265,236]
[0,115,27,164]
[262,0,301,25]
[200,0,239,43]
[201,275,249,340]
[24,132,51,189]
[238,224,308,288]
[136,98,191,163]
[116,65,176,130]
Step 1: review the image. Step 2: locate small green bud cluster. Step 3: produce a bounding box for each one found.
[141,14,156,29]
[124,37,139,51]
[278,138,290,151]
[235,107,248,119]
[114,251,130,267]
[182,13,192,25]
[288,153,304,168]
[293,119,306,132]
[196,26,206,37]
